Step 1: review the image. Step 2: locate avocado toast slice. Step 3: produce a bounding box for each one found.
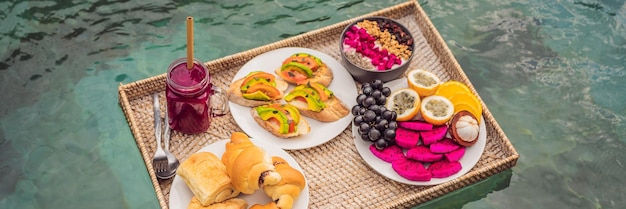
[283,81,350,122]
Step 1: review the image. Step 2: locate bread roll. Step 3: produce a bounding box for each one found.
[261,156,306,209]
[187,197,247,209]
[177,152,240,206]
[249,202,278,209]
[221,132,282,194]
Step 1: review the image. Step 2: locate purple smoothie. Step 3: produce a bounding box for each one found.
[166,58,212,134]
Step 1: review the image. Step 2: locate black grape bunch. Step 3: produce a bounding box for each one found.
[352,79,398,150]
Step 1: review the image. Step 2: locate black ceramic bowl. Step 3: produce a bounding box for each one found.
[339,16,415,83]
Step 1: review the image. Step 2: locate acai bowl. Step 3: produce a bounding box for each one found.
[340,16,415,83]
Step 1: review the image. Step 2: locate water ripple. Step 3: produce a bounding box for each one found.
[54,54,68,65]
[147,17,171,27]
[1,49,34,71]
[62,27,86,40]
[574,1,617,16]
[24,145,55,179]
[220,2,253,11]
[132,2,176,13]
[337,0,364,10]
[89,18,110,26]
[29,74,41,81]
[281,2,316,11]
[254,14,292,26]
[295,16,331,24]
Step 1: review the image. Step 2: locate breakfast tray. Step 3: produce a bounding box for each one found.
[118,1,519,208]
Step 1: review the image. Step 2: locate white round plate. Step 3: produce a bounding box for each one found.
[228,47,358,150]
[169,138,310,209]
[352,78,486,185]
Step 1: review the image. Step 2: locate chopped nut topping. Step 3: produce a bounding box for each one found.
[356,20,412,60]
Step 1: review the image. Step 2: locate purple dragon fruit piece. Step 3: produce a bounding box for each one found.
[420,125,448,145]
[369,144,405,163]
[395,127,420,149]
[428,160,462,178]
[398,120,433,131]
[430,138,462,154]
[391,157,432,181]
[406,146,443,162]
[445,147,466,162]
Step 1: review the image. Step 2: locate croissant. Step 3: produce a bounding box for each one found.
[261,156,306,209]
[187,197,248,209]
[249,202,278,209]
[177,152,240,206]
[221,132,282,194]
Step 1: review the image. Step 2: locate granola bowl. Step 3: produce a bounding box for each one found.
[340,16,415,83]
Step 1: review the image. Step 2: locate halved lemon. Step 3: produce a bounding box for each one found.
[407,69,441,97]
[434,81,471,100]
[449,92,483,122]
[420,95,454,126]
[385,88,421,121]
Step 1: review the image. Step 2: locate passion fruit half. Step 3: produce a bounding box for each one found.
[385,88,421,121]
[407,69,441,97]
[420,95,454,126]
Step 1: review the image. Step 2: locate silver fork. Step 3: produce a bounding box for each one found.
[152,93,168,178]
[161,113,179,179]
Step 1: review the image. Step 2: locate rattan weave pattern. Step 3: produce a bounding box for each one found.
[118,1,518,208]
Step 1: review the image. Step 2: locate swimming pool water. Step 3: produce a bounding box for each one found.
[1,0,624,208]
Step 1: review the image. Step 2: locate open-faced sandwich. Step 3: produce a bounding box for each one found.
[228,71,289,107]
[283,81,350,122]
[274,53,333,87]
[251,104,310,138]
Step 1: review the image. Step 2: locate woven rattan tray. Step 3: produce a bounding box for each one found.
[118,1,519,208]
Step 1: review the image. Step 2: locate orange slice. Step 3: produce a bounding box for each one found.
[435,81,471,100]
[385,88,421,121]
[420,95,454,125]
[407,69,441,97]
[453,102,481,123]
[449,92,483,122]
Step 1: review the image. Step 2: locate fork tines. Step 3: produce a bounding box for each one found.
[153,158,167,172]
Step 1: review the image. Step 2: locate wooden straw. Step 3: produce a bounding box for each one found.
[186,16,194,69]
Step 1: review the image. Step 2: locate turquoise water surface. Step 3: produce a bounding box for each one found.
[1,0,625,208]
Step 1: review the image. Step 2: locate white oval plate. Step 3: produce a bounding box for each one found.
[228,47,358,150]
[352,78,486,185]
[169,138,309,208]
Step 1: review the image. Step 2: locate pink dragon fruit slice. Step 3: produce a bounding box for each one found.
[369,144,404,163]
[430,138,462,154]
[428,160,462,178]
[398,121,433,131]
[406,146,443,162]
[420,125,448,145]
[391,157,432,181]
[445,147,466,162]
[395,127,420,149]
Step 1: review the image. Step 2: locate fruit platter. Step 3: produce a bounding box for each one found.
[351,71,487,185]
